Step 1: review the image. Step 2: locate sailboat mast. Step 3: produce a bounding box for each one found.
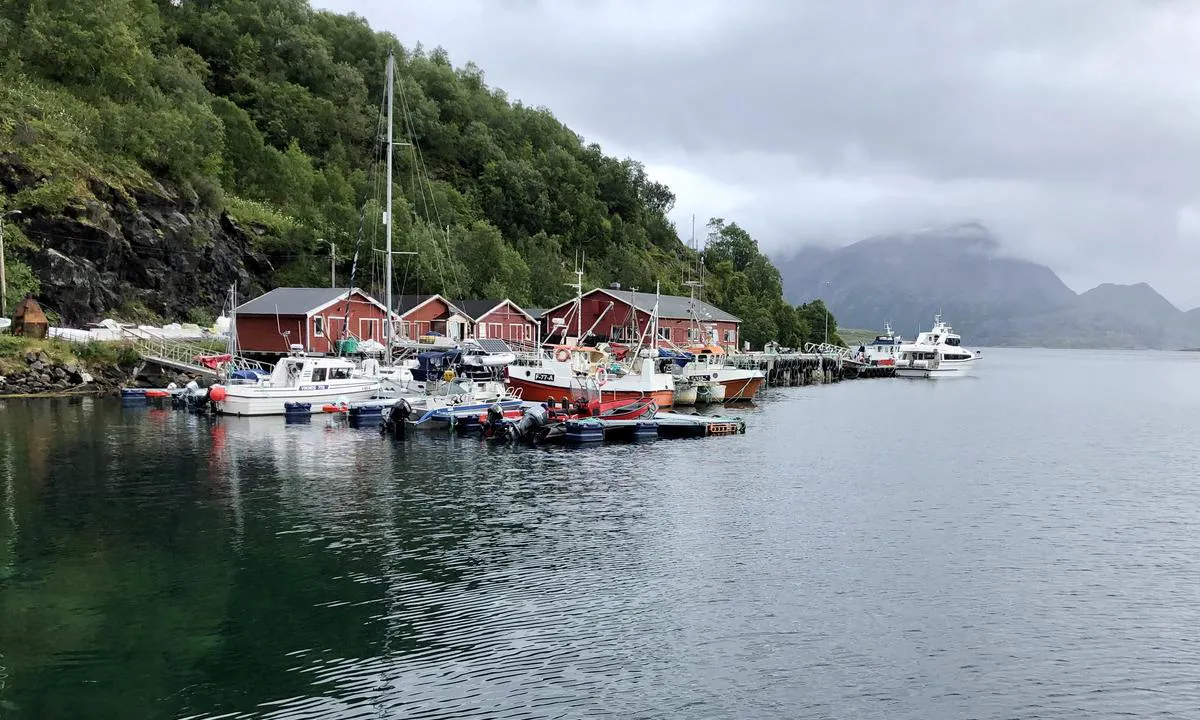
[575,253,583,342]
[384,51,395,366]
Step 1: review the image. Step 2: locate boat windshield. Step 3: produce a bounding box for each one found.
[945,337,961,346]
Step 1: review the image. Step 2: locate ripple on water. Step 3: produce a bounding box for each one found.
[4,350,1200,719]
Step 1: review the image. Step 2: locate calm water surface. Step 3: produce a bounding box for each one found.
[3,348,1200,719]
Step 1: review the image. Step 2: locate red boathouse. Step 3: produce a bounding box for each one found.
[540,287,741,348]
[234,287,395,354]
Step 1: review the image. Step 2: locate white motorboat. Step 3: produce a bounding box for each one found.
[210,351,380,415]
[858,322,904,367]
[895,315,981,378]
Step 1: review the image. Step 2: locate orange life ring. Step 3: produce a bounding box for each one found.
[555,348,571,362]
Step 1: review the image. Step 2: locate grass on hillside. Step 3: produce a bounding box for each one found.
[0,336,141,374]
[0,71,149,205]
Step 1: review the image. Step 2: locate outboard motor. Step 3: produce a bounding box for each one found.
[480,402,508,440]
[507,402,549,443]
[380,398,412,440]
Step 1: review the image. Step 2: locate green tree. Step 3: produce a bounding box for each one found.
[0,0,843,337]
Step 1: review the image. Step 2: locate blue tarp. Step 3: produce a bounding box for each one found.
[412,349,463,381]
[230,369,270,380]
[657,348,695,367]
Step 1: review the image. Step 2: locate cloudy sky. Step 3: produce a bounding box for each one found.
[317,0,1200,307]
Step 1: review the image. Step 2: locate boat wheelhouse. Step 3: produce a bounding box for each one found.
[860,322,904,366]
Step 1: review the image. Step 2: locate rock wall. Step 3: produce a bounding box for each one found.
[0,153,272,326]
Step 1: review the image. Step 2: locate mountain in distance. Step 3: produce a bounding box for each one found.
[775,223,1200,349]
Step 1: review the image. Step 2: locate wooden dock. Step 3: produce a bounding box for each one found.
[728,342,895,387]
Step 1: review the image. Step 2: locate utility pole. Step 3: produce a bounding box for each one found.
[319,238,336,288]
[0,210,21,318]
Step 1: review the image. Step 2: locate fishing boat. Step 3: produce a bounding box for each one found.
[209,349,380,416]
[860,322,904,366]
[895,315,981,378]
[505,344,675,408]
[676,344,763,401]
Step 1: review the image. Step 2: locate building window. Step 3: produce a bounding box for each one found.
[610,326,626,341]
[313,316,325,337]
[478,323,487,338]
[724,328,735,343]
[658,327,671,341]
[360,318,379,341]
[489,323,502,338]
[688,327,700,342]
[509,323,523,340]
[524,324,532,341]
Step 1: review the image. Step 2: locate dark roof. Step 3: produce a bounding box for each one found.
[446,298,536,321]
[601,289,741,323]
[236,287,373,316]
[526,307,548,320]
[453,299,500,320]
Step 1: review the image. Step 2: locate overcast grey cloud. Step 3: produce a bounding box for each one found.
[316,0,1200,306]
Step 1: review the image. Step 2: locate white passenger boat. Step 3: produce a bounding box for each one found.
[210,351,380,416]
[895,315,981,378]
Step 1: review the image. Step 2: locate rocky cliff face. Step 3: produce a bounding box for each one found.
[0,153,270,326]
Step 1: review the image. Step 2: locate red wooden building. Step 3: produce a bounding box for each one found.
[396,294,472,341]
[457,299,537,344]
[541,287,741,348]
[234,287,394,354]
[396,294,537,344]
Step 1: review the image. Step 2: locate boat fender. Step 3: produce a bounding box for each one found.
[208,385,227,402]
[555,348,571,362]
[596,367,608,387]
[443,369,457,382]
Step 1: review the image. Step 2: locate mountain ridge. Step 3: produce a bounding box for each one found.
[775,224,1199,349]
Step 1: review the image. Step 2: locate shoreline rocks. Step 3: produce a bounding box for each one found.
[0,350,127,397]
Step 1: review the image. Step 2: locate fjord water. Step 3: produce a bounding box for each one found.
[2,349,1200,720]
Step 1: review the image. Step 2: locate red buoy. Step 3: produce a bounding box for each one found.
[208,385,227,402]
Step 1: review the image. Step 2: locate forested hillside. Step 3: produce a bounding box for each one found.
[0,0,834,347]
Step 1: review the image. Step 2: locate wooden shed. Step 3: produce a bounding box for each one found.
[11,296,48,339]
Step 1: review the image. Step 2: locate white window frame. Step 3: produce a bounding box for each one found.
[488,322,502,338]
[313,316,325,338]
[360,318,379,341]
[657,327,671,341]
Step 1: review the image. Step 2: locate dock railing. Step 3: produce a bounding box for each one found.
[121,328,268,378]
[803,342,853,358]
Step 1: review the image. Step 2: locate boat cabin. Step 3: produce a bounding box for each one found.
[268,354,360,389]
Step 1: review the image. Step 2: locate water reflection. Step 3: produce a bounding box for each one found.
[4,351,1200,719]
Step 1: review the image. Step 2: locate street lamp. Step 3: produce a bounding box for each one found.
[318,238,335,288]
[823,280,831,345]
[0,210,22,318]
